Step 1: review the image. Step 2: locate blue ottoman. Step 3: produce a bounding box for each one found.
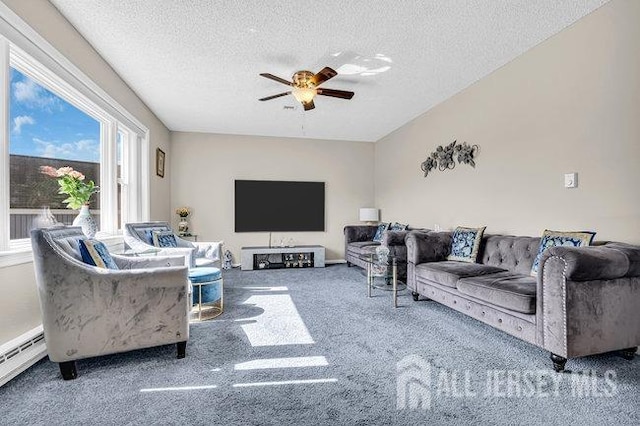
[188,267,223,321]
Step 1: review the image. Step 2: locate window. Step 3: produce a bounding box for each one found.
[0,33,149,253]
[9,67,101,239]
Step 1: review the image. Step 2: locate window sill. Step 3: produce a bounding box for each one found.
[0,233,124,269]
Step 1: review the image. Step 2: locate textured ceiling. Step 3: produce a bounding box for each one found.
[50,0,609,142]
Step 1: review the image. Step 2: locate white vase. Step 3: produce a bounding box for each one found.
[178,218,189,234]
[73,205,97,238]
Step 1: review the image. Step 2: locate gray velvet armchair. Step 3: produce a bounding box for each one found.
[124,221,222,268]
[31,227,190,380]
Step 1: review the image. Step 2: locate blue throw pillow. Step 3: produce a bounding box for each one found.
[372,223,389,242]
[530,230,596,276]
[78,239,119,269]
[389,222,408,231]
[447,226,486,263]
[152,230,178,247]
[143,230,155,245]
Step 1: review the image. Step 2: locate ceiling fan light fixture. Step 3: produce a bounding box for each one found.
[292,87,316,104]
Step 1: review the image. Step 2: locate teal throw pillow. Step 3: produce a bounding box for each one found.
[389,222,408,231]
[78,239,119,269]
[372,223,389,243]
[152,230,178,247]
[530,230,596,276]
[447,226,486,263]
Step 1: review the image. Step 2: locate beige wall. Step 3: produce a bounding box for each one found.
[375,0,640,244]
[0,0,171,344]
[170,132,375,261]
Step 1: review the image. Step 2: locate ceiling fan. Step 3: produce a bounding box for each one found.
[259,67,354,111]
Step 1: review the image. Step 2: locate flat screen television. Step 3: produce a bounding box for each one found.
[235,180,325,232]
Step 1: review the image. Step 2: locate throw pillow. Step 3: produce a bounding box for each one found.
[143,230,155,245]
[152,230,178,247]
[530,230,596,276]
[78,239,119,269]
[372,222,389,242]
[447,226,486,263]
[389,222,408,231]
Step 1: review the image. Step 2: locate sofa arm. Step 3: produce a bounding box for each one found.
[406,231,451,264]
[540,243,640,281]
[537,245,640,358]
[381,230,409,246]
[344,225,378,244]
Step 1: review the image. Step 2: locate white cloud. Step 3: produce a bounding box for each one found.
[34,137,99,162]
[12,78,60,110]
[12,115,35,134]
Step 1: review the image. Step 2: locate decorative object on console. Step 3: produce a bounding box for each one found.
[359,208,379,224]
[176,207,191,235]
[530,229,596,276]
[223,250,234,270]
[372,222,389,243]
[420,140,479,177]
[40,165,99,238]
[447,226,486,263]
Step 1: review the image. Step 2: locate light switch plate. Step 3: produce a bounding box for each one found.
[564,172,578,188]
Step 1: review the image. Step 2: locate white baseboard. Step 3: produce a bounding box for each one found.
[0,325,47,387]
[325,259,347,265]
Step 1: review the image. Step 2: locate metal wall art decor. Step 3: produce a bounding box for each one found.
[420,140,479,177]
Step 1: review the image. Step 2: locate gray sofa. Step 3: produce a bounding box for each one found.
[406,231,640,371]
[344,225,429,280]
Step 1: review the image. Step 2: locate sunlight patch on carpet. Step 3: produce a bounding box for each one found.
[234,356,328,370]
[241,293,314,346]
[233,378,338,388]
[140,384,218,392]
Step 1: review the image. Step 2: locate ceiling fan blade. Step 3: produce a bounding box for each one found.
[303,100,315,111]
[311,67,337,87]
[316,88,355,100]
[259,91,291,101]
[259,73,292,86]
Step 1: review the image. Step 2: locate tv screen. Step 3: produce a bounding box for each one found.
[235,180,325,232]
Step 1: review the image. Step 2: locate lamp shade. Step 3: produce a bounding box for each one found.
[359,208,379,222]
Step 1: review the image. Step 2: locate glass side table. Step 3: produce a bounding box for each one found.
[358,246,406,308]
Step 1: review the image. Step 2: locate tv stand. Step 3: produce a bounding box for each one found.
[240,245,325,271]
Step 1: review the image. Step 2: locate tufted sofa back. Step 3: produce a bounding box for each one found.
[479,235,540,275]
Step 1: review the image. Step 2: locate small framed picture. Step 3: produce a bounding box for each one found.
[156,148,165,178]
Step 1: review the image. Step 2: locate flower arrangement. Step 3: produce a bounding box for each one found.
[40,166,99,210]
[176,207,191,218]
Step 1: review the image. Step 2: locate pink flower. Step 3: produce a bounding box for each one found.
[39,165,58,177]
[56,167,73,176]
[68,170,85,180]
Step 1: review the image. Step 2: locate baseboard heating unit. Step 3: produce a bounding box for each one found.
[0,326,47,387]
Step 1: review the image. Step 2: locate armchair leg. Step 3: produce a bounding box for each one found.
[59,361,78,380]
[550,353,567,372]
[347,262,352,267]
[177,341,187,359]
[620,347,637,360]
[412,292,420,301]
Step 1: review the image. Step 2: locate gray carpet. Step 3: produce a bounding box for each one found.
[1,265,638,425]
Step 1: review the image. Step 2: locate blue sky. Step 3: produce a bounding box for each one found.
[9,68,100,163]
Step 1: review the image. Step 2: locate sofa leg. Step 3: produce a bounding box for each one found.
[412,292,420,301]
[347,262,352,267]
[620,347,637,360]
[59,361,77,380]
[177,341,187,359]
[550,353,567,372]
